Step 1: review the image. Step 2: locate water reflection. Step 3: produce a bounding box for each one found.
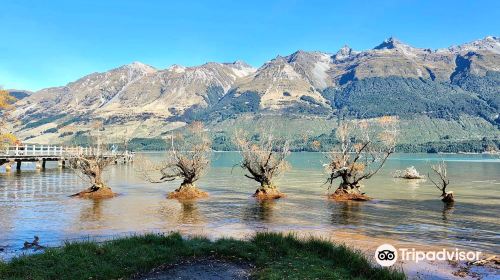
[79,199,104,223]
[243,200,276,223]
[157,200,205,225]
[178,201,203,224]
[442,202,455,222]
[0,169,83,201]
[392,178,427,199]
[329,201,362,225]
[405,179,426,188]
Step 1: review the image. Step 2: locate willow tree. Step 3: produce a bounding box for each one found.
[136,122,211,200]
[0,89,17,150]
[68,132,122,199]
[326,116,398,201]
[234,131,290,199]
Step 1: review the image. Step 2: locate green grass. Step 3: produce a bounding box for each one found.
[0,232,405,280]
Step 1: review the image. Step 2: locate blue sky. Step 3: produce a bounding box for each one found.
[1,0,499,91]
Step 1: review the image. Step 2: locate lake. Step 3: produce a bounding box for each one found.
[1,152,499,258]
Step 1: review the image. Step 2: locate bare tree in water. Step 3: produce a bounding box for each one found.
[234,130,290,199]
[136,122,211,199]
[325,116,398,201]
[69,130,124,199]
[428,160,454,203]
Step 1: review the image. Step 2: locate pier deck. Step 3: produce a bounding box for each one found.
[0,145,133,171]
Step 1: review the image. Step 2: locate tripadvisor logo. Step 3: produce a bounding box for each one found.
[375,244,397,267]
[375,244,482,267]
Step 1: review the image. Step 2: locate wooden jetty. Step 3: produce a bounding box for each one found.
[0,145,134,171]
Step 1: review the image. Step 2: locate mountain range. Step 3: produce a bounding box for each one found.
[9,36,500,152]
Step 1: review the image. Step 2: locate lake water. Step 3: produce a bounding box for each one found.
[1,152,499,258]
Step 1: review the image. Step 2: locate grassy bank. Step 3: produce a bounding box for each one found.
[0,232,405,280]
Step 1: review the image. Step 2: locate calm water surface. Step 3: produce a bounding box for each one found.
[1,152,499,257]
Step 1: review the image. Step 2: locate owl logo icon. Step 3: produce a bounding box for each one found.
[375,244,398,266]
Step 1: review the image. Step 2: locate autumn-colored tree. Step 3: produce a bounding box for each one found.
[325,116,399,201]
[0,89,17,150]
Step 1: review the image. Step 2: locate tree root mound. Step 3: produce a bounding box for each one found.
[328,188,371,201]
[253,188,285,200]
[70,185,116,199]
[168,185,208,200]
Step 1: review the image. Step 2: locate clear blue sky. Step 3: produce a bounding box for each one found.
[1,0,498,91]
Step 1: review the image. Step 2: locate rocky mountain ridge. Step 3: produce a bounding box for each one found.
[10,36,500,146]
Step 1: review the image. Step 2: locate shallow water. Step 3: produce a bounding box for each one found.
[1,152,499,257]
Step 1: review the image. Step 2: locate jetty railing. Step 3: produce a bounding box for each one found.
[0,145,134,171]
[1,145,130,158]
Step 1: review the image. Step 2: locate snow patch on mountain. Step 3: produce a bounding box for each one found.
[448,36,500,54]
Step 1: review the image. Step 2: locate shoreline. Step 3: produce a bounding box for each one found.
[0,232,405,280]
[1,229,497,279]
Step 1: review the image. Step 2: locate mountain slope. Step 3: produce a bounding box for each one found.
[10,36,500,151]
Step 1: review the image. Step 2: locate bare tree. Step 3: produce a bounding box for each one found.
[68,133,122,199]
[326,116,398,201]
[428,160,454,203]
[234,130,290,199]
[136,122,211,200]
